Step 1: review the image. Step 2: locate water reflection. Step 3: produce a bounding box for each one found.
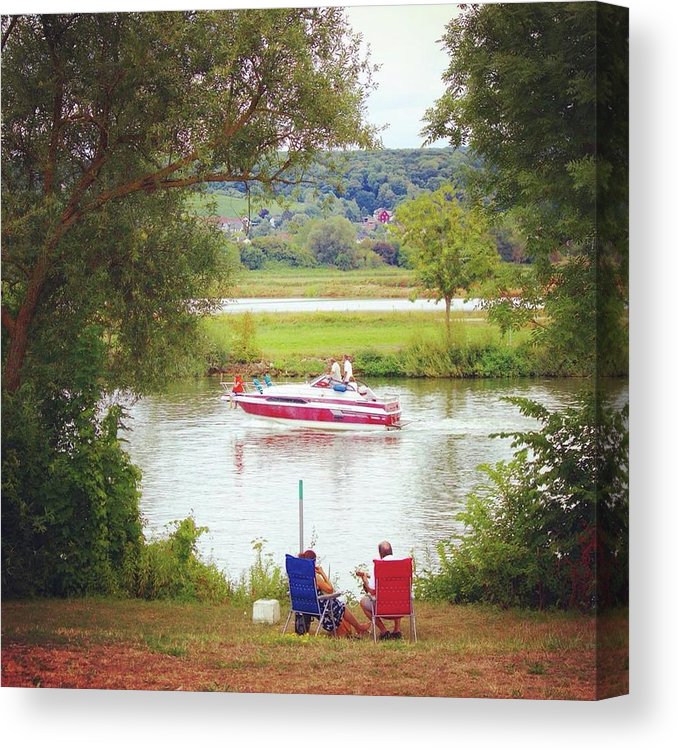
[125,376,627,593]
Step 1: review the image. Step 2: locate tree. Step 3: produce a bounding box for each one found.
[1,9,376,597]
[1,9,377,393]
[370,240,400,266]
[389,185,499,337]
[306,216,358,269]
[422,3,628,375]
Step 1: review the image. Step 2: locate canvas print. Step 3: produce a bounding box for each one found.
[1,2,628,700]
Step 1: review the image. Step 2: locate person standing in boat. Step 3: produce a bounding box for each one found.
[342,354,354,384]
[329,357,341,381]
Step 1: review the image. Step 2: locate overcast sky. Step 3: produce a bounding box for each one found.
[346,3,459,148]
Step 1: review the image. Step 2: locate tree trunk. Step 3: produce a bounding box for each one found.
[445,295,451,341]
[2,253,49,393]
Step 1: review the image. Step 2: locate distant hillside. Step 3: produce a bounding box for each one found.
[197,147,476,220]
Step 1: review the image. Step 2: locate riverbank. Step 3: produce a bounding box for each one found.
[199,309,587,378]
[1,598,627,699]
[233,267,419,299]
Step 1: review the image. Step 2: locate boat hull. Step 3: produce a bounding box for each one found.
[232,393,401,431]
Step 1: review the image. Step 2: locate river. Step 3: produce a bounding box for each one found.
[124,376,627,595]
[218,297,482,314]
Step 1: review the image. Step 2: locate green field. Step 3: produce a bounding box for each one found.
[206,310,501,357]
[188,192,305,218]
[201,308,537,378]
[233,266,419,299]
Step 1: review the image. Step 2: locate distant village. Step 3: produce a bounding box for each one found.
[206,207,395,243]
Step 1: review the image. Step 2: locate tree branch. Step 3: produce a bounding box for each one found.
[1,16,18,52]
[42,16,65,197]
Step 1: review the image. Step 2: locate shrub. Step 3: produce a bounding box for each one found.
[239,243,266,270]
[231,538,288,606]
[355,349,404,377]
[415,393,628,611]
[131,516,231,603]
[2,359,144,598]
[229,312,261,362]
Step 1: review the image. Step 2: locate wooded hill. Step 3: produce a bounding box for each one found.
[200,147,477,220]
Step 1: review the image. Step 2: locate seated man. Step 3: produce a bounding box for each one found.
[356,540,402,640]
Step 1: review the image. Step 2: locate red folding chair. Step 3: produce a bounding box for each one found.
[371,557,417,643]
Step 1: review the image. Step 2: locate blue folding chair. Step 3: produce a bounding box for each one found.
[281,554,343,636]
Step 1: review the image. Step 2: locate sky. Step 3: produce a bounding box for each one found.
[345,3,459,148]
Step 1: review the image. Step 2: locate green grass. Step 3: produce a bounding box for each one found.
[204,309,528,360]
[232,266,419,299]
[188,192,305,218]
[201,309,543,378]
[1,598,628,699]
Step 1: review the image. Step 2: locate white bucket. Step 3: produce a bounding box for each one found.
[252,599,281,624]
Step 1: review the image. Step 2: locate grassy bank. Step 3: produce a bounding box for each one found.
[188,192,306,218]
[200,309,565,378]
[232,266,418,299]
[1,598,627,699]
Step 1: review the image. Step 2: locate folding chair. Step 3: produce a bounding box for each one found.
[281,554,343,636]
[371,557,417,643]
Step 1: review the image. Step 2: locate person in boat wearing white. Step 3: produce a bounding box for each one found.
[356,540,402,640]
[342,354,354,384]
[329,357,341,381]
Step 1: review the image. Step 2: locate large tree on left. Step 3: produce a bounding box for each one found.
[1,10,376,392]
[0,10,375,596]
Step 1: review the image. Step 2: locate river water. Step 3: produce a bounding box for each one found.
[123,376,627,596]
[219,297,482,314]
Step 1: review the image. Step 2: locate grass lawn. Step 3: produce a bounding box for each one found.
[1,598,627,699]
[202,309,530,371]
[188,192,306,218]
[232,266,419,299]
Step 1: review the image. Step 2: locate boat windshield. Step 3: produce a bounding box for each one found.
[310,375,353,390]
[308,376,379,400]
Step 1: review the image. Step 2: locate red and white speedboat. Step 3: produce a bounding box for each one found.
[222,374,402,431]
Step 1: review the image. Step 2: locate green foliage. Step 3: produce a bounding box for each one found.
[228,312,261,363]
[202,147,475,220]
[2,8,378,393]
[400,339,532,379]
[306,216,359,269]
[423,3,628,376]
[355,349,405,378]
[131,517,231,603]
[231,539,288,606]
[415,393,628,610]
[250,235,316,268]
[389,184,500,335]
[239,243,267,271]
[2,329,144,597]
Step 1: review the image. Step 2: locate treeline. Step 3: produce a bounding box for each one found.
[200,149,529,272]
[206,147,477,217]
[238,217,410,271]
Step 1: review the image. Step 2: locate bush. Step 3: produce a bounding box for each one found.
[2,369,144,598]
[231,538,288,606]
[355,349,404,377]
[252,236,316,268]
[415,393,628,611]
[131,516,231,603]
[229,312,261,362]
[239,243,266,270]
